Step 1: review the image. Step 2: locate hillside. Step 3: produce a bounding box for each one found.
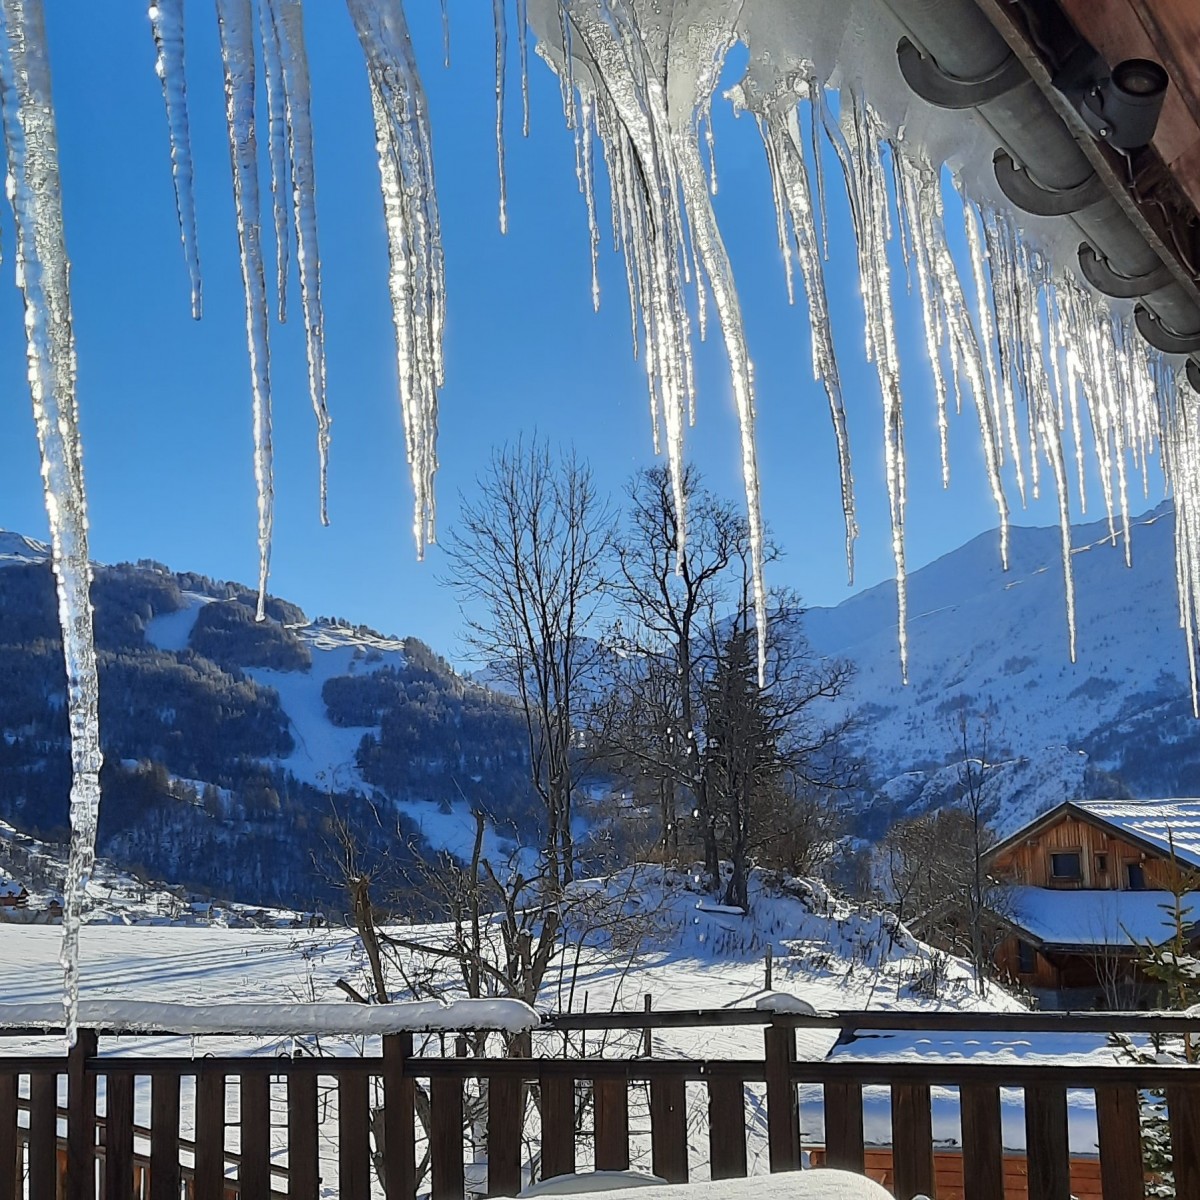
[805,502,1198,834]
[0,536,533,910]
[5,500,1200,908]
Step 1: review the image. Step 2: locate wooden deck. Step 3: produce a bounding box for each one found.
[3,1007,1198,1199]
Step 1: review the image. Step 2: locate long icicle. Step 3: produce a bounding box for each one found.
[270,0,332,525]
[0,0,103,1043]
[842,94,909,680]
[755,94,858,584]
[148,0,202,319]
[258,0,291,323]
[347,0,445,552]
[492,0,508,233]
[216,0,274,618]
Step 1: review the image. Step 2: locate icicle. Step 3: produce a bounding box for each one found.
[894,151,949,488]
[676,117,768,681]
[347,0,445,553]
[580,96,601,311]
[516,0,530,136]
[0,0,103,1044]
[216,0,274,619]
[981,207,1028,504]
[492,0,508,233]
[752,92,857,583]
[148,0,202,319]
[258,0,291,323]
[270,0,331,525]
[841,94,908,680]
[439,0,450,67]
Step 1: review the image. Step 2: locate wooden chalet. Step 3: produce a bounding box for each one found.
[989,799,1200,1008]
[0,878,28,909]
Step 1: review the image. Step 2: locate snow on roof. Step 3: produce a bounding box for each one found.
[0,878,25,899]
[0,997,540,1035]
[1007,885,1200,948]
[1074,799,1200,870]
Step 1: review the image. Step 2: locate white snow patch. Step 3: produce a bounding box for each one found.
[144,591,215,651]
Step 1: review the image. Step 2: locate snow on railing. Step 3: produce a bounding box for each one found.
[0,996,539,1036]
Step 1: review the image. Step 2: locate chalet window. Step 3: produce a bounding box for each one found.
[1127,862,1146,890]
[1050,851,1082,881]
[1017,940,1036,974]
[1095,853,1108,874]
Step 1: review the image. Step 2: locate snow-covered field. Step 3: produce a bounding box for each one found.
[0,868,1124,1193]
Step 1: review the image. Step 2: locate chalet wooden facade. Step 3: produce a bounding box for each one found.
[989,799,1200,1008]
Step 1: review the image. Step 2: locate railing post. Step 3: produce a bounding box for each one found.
[891,1083,934,1200]
[66,1028,97,1200]
[1167,1084,1200,1200]
[764,1019,799,1172]
[1095,1084,1143,1200]
[1024,1084,1071,1200]
[0,1071,15,1200]
[959,1083,1004,1200]
[594,1077,630,1173]
[383,1033,417,1200]
[823,1082,864,1175]
[649,1074,688,1183]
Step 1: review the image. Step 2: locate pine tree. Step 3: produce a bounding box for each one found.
[1113,834,1200,1197]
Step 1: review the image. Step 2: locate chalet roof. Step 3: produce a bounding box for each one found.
[0,878,25,900]
[1072,799,1200,871]
[1007,885,1200,950]
[990,798,1200,872]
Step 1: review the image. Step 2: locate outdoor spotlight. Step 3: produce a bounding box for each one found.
[1065,53,1166,151]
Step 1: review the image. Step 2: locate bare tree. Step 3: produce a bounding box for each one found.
[880,716,1008,995]
[956,709,1004,993]
[441,440,614,893]
[700,593,855,910]
[595,466,767,881]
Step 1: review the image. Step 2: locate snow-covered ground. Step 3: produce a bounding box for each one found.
[0,865,1128,1193]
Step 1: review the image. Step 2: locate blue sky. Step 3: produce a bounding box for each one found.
[0,5,1157,663]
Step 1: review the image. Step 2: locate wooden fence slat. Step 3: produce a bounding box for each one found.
[193,1072,225,1200]
[1095,1084,1143,1200]
[150,1072,181,1200]
[383,1034,416,1200]
[430,1073,465,1200]
[764,1023,799,1172]
[823,1081,864,1175]
[1025,1084,1071,1200]
[66,1030,97,1200]
[649,1076,688,1184]
[707,1078,747,1180]
[240,1072,272,1198]
[287,1071,319,1200]
[0,1073,16,1200]
[29,1071,58,1200]
[539,1074,575,1182]
[104,1071,135,1200]
[485,1074,523,1196]
[960,1083,1004,1200]
[1168,1084,1200,1200]
[891,1082,934,1200]
[338,1069,372,1200]
[594,1078,629,1173]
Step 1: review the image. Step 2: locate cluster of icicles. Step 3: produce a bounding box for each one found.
[0,0,1196,1036]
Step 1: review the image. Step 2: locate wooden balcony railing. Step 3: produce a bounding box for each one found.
[3,1005,1199,1200]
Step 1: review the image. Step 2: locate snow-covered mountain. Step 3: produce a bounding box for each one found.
[0,545,532,909]
[3,501,1198,904]
[805,502,1199,833]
